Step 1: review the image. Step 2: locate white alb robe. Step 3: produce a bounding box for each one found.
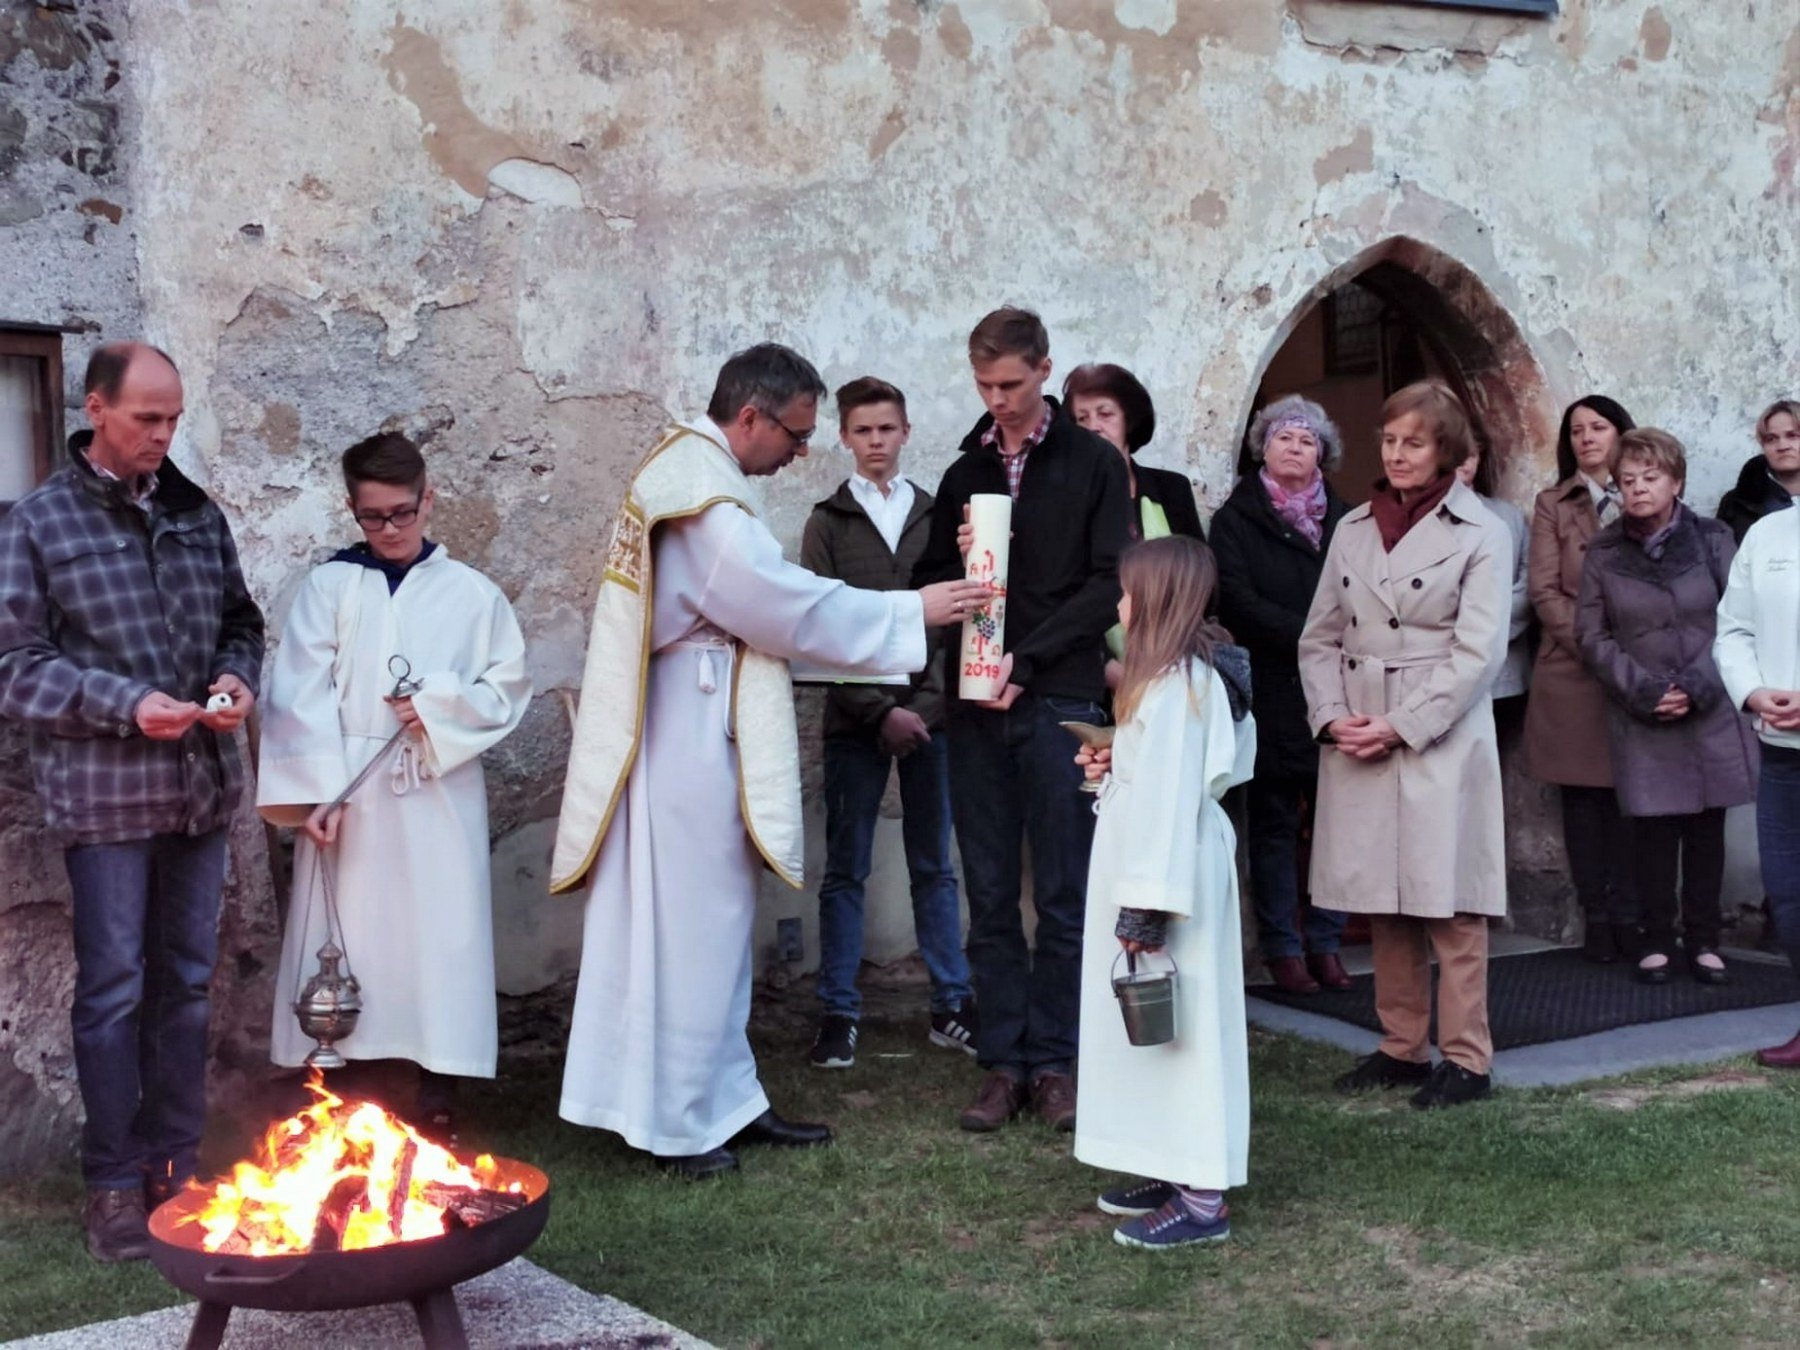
[259,547,531,1077]
[1073,663,1257,1190]
[558,501,925,1155]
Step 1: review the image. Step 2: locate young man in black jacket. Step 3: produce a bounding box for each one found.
[912,308,1131,1133]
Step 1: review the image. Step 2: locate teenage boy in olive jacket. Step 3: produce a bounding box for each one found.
[800,377,975,1072]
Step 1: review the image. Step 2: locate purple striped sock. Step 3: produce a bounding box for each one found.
[1176,1187,1226,1222]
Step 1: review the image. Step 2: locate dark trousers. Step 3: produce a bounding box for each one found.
[64,828,228,1190]
[1759,747,1800,970]
[1561,785,1640,925]
[1633,809,1726,954]
[947,692,1101,1079]
[816,732,972,1019]
[1246,774,1345,959]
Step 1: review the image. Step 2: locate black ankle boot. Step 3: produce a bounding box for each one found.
[1581,921,1617,964]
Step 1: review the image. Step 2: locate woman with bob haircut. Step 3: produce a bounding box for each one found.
[1062,363,1204,543]
[1523,395,1642,962]
[1576,428,1758,986]
[1210,394,1354,994]
[1064,362,1206,690]
[1299,380,1509,1110]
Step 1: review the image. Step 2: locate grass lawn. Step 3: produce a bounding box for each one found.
[7,980,1800,1347]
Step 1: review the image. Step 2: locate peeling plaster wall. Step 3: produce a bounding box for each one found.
[124,0,1797,970]
[2,1,1795,1165]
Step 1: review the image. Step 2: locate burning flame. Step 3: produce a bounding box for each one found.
[185,1072,515,1255]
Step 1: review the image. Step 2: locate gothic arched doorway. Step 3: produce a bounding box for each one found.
[1241,238,1557,507]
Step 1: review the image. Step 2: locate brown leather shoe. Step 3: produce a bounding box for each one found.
[1266,955,1320,994]
[84,1186,151,1263]
[1030,1071,1077,1132]
[958,1070,1027,1132]
[144,1174,181,1213]
[1307,952,1354,991]
[1757,1031,1800,1069]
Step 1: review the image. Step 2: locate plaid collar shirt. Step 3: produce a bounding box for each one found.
[981,400,1053,499]
[0,436,265,844]
[87,455,158,512]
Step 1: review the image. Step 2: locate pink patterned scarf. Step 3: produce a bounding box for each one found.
[1260,468,1327,548]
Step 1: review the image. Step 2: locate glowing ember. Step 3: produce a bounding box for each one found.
[184,1073,521,1256]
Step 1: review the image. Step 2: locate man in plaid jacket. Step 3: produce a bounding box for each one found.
[0,342,264,1262]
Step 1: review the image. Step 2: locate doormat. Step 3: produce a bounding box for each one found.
[1249,947,1799,1051]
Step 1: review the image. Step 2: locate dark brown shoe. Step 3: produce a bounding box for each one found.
[1030,1071,1077,1132]
[1267,955,1320,994]
[84,1186,151,1263]
[143,1172,188,1213]
[958,1070,1027,1132]
[1757,1031,1800,1069]
[1306,952,1354,991]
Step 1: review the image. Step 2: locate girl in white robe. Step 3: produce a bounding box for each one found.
[1072,535,1256,1250]
[259,534,530,1094]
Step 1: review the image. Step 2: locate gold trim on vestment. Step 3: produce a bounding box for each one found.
[732,645,802,890]
[549,425,798,895]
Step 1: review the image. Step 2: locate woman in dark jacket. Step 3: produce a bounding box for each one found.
[1062,364,1204,543]
[1716,398,1799,544]
[1064,363,1206,692]
[1210,394,1353,993]
[1577,429,1760,985]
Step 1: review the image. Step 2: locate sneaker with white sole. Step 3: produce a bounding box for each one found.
[928,1002,979,1057]
[1113,1197,1231,1250]
[809,1015,857,1069]
[1097,1178,1176,1217]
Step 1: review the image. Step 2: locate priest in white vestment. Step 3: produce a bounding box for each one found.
[553,345,990,1178]
[259,433,531,1132]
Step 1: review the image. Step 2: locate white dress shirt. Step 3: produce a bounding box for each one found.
[846,472,914,553]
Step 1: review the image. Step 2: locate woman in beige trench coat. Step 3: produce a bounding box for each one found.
[1522,395,1642,963]
[1299,382,1510,1110]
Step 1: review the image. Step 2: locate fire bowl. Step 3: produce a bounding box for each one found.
[147,1156,550,1316]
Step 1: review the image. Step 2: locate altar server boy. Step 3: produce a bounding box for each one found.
[259,432,531,1133]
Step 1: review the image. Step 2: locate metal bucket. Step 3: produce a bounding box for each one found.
[1111,950,1179,1047]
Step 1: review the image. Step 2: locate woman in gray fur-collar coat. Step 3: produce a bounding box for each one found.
[1576,429,1759,988]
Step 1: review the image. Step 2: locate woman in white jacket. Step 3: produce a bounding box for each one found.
[1714,504,1800,1065]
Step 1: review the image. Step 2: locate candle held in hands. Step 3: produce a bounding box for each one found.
[959,494,1012,700]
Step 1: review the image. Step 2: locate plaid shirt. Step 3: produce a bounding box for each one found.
[980,400,1053,498]
[0,434,265,844]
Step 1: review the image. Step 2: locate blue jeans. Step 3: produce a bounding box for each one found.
[948,693,1100,1079]
[64,829,228,1190]
[816,732,972,1018]
[1246,774,1345,959]
[1760,747,1800,967]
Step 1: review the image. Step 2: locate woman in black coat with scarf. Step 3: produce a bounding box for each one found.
[1210,394,1353,994]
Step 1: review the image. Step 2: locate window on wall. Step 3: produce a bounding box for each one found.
[0,327,63,511]
[1346,0,1556,12]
